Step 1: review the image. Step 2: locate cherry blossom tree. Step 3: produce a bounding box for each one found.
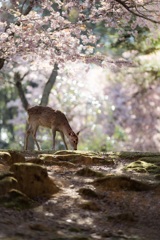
[0,0,160,68]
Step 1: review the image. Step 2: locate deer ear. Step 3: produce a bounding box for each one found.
[76,131,80,136]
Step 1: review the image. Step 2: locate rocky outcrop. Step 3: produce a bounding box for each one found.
[0,151,25,165]
[0,150,60,203]
[92,174,155,191]
[10,163,59,198]
[38,150,114,165]
[124,160,160,174]
[0,172,18,196]
[0,150,160,239]
[76,167,105,177]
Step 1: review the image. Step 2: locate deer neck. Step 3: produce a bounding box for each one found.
[61,123,73,137]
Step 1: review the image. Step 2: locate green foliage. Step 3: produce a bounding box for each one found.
[0,83,18,148]
[79,124,127,152]
[95,18,160,56]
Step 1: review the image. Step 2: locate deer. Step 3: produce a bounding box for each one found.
[25,105,79,151]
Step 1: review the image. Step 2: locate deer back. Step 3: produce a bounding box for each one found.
[27,106,70,130]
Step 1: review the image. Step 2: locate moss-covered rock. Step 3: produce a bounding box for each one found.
[38,151,114,166]
[0,189,34,209]
[0,151,25,165]
[138,156,160,165]
[0,171,14,180]
[78,188,98,198]
[54,150,95,156]
[124,160,160,174]
[76,167,105,178]
[10,163,59,198]
[8,151,25,164]
[0,151,11,165]
[26,157,45,164]
[93,174,155,191]
[39,154,55,161]
[0,175,18,195]
[28,157,76,168]
[117,151,160,160]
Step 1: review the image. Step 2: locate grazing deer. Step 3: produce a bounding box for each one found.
[25,105,79,151]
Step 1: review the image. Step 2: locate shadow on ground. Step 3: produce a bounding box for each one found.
[0,150,160,240]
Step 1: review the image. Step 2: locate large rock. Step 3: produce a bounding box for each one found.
[76,167,105,177]
[10,163,59,198]
[0,151,25,165]
[39,150,114,165]
[9,151,25,164]
[0,189,34,209]
[0,173,18,195]
[0,152,11,165]
[93,174,155,191]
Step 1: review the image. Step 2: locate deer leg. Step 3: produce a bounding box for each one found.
[60,131,68,150]
[52,129,56,150]
[25,127,31,150]
[32,126,41,151]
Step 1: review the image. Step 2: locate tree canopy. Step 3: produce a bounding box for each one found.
[0,0,160,67]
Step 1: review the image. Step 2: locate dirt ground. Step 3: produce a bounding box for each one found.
[0,150,160,240]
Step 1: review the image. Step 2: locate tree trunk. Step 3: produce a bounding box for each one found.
[0,59,5,70]
[15,72,29,111]
[40,63,59,106]
[14,72,33,150]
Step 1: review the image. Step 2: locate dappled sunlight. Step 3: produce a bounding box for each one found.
[1,149,160,239]
[2,54,160,151]
[67,213,94,227]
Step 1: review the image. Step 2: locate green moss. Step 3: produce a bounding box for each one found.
[124,160,160,174]
[0,176,18,195]
[10,163,59,198]
[138,156,160,165]
[0,151,11,164]
[0,189,34,209]
[116,151,160,160]
[54,150,96,156]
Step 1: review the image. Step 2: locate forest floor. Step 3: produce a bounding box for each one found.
[0,150,160,240]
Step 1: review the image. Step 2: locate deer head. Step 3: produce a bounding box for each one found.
[68,131,79,150]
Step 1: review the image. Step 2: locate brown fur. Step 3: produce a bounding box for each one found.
[25,106,78,150]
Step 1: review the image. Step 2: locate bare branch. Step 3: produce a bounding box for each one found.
[114,0,160,23]
[21,0,34,16]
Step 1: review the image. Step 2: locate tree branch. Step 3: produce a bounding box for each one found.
[14,72,29,111]
[0,59,5,70]
[22,0,34,16]
[114,0,160,24]
[40,63,59,106]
